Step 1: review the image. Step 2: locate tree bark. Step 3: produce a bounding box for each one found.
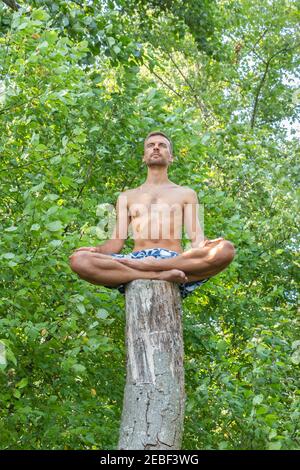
[118,279,185,450]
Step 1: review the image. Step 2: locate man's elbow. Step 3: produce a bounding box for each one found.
[111,239,125,253]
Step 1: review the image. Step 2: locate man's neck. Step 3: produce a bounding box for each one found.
[144,169,171,185]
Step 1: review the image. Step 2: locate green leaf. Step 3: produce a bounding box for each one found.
[50,156,62,165]
[291,350,300,365]
[16,378,28,389]
[32,9,50,22]
[268,441,282,450]
[13,389,21,399]
[30,182,45,193]
[30,224,40,231]
[49,240,62,247]
[269,430,277,440]
[2,253,15,259]
[72,364,86,373]
[76,304,86,314]
[256,406,269,415]
[218,441,229,450]
[45,221,63,232]
[253,394,264,405]
[201,132,210,144]
[107,37,116,47]
[96,309,109,319]
[43,194,59,202]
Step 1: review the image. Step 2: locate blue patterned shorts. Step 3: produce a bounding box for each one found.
[104,247,210,299]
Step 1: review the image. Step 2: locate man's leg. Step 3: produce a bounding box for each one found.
[115,240,236,281]
[69,251,188,286]
[184,258,234,282]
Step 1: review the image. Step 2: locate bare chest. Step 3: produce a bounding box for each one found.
[128,189,185,219]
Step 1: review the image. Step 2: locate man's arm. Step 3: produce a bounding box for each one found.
[95,193,129,254]
[183,189,207,249]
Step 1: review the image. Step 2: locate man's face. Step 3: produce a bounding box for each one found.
[143,135,173,167]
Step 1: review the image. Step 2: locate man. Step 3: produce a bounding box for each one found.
[69,131,235,298]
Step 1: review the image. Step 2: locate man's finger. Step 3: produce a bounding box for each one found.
[74,247,96,252]
[198,239,210,248]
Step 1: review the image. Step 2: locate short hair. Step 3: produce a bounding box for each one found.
[144,131,173,154]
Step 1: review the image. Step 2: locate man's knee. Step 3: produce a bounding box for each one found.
[69,251,92,275]
[208,240,236,266]
[217,240,235,264]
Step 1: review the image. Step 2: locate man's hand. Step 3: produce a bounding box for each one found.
[198,237,224,248]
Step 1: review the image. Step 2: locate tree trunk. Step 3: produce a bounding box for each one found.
[118,279,185,450]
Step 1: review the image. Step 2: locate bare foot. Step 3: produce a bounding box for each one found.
[116,256,158,271]
[157,269,188,284]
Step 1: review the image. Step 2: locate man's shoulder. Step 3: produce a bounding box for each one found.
[178,185,197,196]
[118,188,135,197]
[178,185,194,192]
[116,189,136,205]
[120,188,136,198]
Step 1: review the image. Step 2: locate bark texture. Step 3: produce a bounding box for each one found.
[118,279,185,450]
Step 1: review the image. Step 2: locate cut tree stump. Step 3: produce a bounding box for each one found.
[118,279,185,450]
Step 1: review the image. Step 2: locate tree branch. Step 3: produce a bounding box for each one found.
[250,41,300,129]
[165,50,209,115]
[2,0,21,11]
[143,63,184,100]
[250,58,271,129]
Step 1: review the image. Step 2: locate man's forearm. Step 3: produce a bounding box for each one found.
[95,240,123,254]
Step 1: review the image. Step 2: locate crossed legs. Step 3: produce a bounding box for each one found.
[69,252,189,286]
[69,239,235,287]
[116,240,235,279]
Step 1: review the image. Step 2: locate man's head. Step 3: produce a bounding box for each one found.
[143,131,174,168]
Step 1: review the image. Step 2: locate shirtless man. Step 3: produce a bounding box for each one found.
[69,131,235,298]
